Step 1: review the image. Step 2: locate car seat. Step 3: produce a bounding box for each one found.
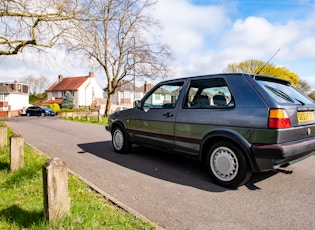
[213,94,226,106]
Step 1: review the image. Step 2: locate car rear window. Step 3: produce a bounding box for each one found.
[256,79,314,105]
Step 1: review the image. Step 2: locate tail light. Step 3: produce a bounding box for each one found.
[268,109,291,129]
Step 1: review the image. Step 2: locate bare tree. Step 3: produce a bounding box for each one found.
[1,0,172,115]
[69,0,172,115]
[299,79,311,93]
[0,0,82,55]
[20,75,51,94]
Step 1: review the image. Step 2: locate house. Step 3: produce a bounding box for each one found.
[0,81,29,117]
[46,72,105,108]
[106,80,154,111]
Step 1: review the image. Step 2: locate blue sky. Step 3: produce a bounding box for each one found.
[1,0,315,89]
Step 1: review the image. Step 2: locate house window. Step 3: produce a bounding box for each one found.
[135,92,141,100]
[0,94,7,101]
[62,91,74,97]
[53,92,58,98]
[123,91,131,98]
[0,106,8,111]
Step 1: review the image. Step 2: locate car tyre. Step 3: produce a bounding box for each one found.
[112,126,132,154]
[206,141,252,188]
[41,112,45,117]
[26,113,30,117]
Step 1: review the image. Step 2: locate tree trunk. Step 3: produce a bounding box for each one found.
[105,93,113,116]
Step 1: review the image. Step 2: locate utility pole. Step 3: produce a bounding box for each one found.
[133,37,136,102]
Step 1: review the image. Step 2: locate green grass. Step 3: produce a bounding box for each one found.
[0,122,155,230]
[61,116,108,126]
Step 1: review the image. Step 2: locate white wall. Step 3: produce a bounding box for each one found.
[8,93,29,110]
[77,77,104,107]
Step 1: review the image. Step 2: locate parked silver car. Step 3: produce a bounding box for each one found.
[106,73,315,187]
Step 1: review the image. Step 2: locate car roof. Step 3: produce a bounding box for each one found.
[157,73,291,85]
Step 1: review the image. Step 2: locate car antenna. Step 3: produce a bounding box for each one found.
[256,49,280,74]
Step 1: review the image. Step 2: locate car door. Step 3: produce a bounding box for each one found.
[129,81,184,149]
[34,106,41,116]
[175,77,237,155]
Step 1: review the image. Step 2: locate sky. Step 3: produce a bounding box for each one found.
[1,0,315,89]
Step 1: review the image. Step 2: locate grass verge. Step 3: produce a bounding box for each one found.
[0,122,155,229]
[60,116,108,126]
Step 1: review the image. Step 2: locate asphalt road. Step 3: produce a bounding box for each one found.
[4,117,315,230]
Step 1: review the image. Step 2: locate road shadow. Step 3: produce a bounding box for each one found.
[77,141,279,192]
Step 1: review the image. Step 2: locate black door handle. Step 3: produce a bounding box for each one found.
[163,112,173,118]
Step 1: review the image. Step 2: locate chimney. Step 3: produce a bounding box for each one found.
[89,72,94,78]
[58,74,64,81]
[144,81,147,92]
[13,80,18,91]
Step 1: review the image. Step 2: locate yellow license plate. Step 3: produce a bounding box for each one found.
[297,112,314,123]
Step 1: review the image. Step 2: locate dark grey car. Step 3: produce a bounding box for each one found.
[106,73,315,187]
[26,106,55,117]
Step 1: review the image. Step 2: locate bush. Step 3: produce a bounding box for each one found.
[58,107,89,113]
[42,103,60,113]
[50,103,60,113]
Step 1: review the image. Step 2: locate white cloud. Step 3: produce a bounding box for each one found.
[152,0,315,90]
[154,0,229,55]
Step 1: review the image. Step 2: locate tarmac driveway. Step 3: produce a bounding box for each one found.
[5,117,315,230]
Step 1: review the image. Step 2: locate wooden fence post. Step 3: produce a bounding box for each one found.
[10,134,24,171]
[98,111,102,122]
[0,125,7,148]
[42,157,70,221]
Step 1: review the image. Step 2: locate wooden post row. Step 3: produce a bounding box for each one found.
[42,157,70,221]
[10,134,24,171]
[0,125,7,148]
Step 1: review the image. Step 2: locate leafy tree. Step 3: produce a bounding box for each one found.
[61,91,74,109]
[222,59,307,89]
[29,92,47,105]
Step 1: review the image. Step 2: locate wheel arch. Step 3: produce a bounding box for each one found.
[111,120,131,141]
[200,129,259,172]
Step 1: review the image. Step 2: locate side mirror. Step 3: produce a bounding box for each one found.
[134,100,142,109]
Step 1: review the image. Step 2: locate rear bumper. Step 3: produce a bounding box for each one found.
[252,136,315,171]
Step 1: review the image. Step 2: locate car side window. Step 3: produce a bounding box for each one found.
[183,78,234,108]
[143,82,184,109]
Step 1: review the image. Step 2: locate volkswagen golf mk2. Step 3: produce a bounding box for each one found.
[106,73,315,187]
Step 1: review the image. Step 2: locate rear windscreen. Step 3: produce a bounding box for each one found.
[257,80,314,105]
